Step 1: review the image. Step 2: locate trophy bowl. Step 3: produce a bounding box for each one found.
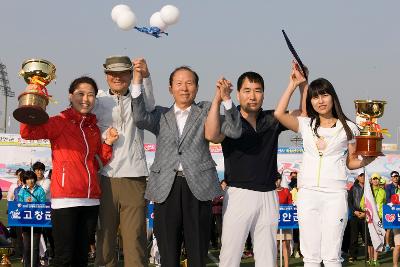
[354,100,387,157]
[355,100,386,120]
[13,58,56,125]
[19,58,56,85]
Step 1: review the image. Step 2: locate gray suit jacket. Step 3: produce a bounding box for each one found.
[132,94,242,203]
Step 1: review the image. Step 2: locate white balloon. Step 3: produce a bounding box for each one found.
[116,10,137,31]
[160,5,180,25]
[149,12,167,31]
[111,4,132,22]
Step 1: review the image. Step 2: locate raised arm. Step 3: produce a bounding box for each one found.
[132,58,155,112]
[20,117,63,141]
[205,78,241,143]
[274,62,307,132]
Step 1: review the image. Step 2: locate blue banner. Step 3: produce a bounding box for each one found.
[8,202,52,228]
[279,204,299,229]
[383,204,400,229]
[147,202,154,229]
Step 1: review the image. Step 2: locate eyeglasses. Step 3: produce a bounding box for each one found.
[372,177,379,180]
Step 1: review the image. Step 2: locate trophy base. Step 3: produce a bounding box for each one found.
[13,92,49,125]
[355,135,384,157]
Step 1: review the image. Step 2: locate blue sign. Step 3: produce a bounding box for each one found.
[279,204,299,229]
[147,202,154,229]
[8,202,52,228]
[383,204,400,229]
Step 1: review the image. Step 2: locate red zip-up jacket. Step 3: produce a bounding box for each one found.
[20,108,112,199]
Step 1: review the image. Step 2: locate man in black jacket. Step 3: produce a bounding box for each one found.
[348,173,366,262]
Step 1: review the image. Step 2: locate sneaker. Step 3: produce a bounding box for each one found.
[373,260,380,266]
[294,251,301,258]
[348,257,354,263]
[384,244,390,253]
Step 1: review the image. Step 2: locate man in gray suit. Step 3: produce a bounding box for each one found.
[131,66,241,267]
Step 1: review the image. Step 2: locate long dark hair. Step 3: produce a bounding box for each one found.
[306,78,354,140]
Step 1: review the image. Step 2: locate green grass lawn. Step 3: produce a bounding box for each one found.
[0,198,393,266]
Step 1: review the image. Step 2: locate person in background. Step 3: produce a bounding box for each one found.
[32,161,54,263]
[389,185,400,267]
[384,171,399,253]
[210,180,225,249]
[276,174,292,267]
[18,170,46,267]
[347,173,366,263]
[288,171,298,190]
[289,175,301,259]
[361,173,386,266]
[8,168,25,260]
[8,168,24,201]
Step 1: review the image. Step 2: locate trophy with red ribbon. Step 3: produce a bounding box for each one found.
[354,100,388,156]
[13,59,56,125]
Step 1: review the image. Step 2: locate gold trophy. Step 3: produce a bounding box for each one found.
[13,58,56,125]
[0,247,12,267]
[354,100,387,156]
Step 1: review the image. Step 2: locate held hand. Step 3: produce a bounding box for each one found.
[133,58,150,78]
[362,156,377,167]
[217,77,233,101]
[358,212,366,219]
[104,127,119,145]
[289,61,307,88]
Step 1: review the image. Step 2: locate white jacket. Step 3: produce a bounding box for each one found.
[297,117,359,191]
[92,77,155,178]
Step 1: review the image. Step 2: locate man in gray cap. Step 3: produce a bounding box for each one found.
[93,56,155,267]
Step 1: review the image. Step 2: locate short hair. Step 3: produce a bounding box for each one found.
[22,170,37,184]
[290,171,298,176]
[169,66,199,87]
[32,161,45,171]
[15,168,25,176]
[237,71,264,91]
[391,171,399,177]
[68,76,98,96]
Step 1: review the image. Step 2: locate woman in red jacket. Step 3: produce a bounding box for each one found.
[20,76,118,267]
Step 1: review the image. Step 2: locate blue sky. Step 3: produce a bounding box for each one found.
[1,0,399,145]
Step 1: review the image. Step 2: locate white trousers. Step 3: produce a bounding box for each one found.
[219,187,279,267]
[297,188,348,267]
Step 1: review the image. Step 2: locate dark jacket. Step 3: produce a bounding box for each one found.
[348,182,364,216]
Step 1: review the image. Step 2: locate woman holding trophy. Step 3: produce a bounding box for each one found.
[20,76,119,267]
[274,62,376,267]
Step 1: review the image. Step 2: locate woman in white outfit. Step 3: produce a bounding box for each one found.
[274,62,376,267]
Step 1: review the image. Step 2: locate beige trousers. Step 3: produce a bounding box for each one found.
[95,176,147,267]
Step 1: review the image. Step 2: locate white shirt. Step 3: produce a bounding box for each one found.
[7,182,18,201]
[297,116,359,192]
[174,104,192,171]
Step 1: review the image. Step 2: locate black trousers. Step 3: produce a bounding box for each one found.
[349,216,366,259]
[51,205,99,267]
[210,214,222,247]
[154,176,212,267]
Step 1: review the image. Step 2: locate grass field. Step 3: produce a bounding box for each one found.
[0,198,393,266]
